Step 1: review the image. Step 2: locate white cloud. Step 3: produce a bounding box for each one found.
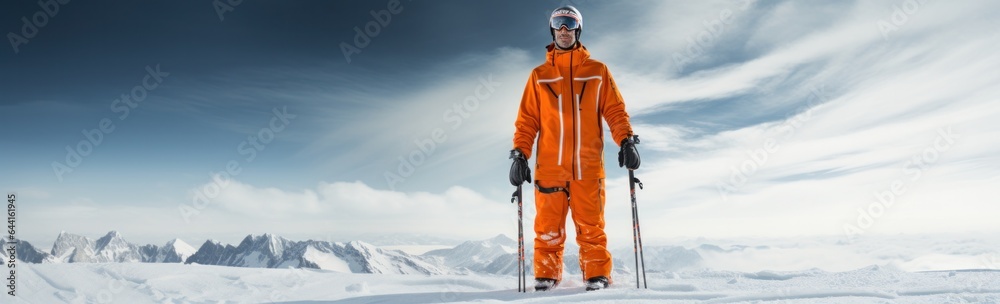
[201,179,513,240]
[583,0,1000,240]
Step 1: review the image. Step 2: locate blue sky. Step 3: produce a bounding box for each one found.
[3,0,999,248]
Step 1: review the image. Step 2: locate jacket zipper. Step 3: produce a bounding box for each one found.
[570,51,577,180]
[576,82,588,180]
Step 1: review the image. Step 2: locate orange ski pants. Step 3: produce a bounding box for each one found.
[533,178,612,282]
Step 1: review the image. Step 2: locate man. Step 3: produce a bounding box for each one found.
[509,5,640,291]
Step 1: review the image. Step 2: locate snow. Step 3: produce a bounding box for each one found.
[9,263,1000,303]
[9,233,1000,302]
[241,252,267,268]
[166,238,197,261]
[302,246,352,273]
[424,235,517,273]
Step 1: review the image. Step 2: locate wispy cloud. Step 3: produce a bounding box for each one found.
[9,1,1000,245]
[291,47,535,191]
[591,0,1000,239]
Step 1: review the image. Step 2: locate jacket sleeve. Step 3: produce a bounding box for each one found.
[600,66,634,146]
[513,72,540,159]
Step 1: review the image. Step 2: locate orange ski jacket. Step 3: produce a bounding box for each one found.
[513,43,633,181]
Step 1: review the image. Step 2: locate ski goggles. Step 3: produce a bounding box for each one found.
[550,14,581,31]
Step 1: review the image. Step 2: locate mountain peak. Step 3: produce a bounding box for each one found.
[422,235,518,272]
[51,232,97,262]
[55,231,84,240]
[244,233,285,243]
[347,240,375,248]
[234,233,289,259]
[488,234,514,244]
[96,231,128,246]
[162,238,197,262]
[94,230,141,262]
[166,238,194,249]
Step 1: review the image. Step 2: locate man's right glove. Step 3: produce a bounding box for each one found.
[618,135,641,170]
[509,149,532,186]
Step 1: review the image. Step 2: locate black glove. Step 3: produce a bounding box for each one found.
[509,149,532,186]
[618,135,641,170]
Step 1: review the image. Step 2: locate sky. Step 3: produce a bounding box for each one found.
[2,0,999,250]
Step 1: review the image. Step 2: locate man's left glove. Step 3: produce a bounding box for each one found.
[618,135,641,170]
[509,149,532,186]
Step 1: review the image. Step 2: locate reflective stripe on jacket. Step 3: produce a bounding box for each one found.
[513,43,633,181]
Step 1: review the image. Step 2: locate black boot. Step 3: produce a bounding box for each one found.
[585,276,609,291]
[534,278,558,291]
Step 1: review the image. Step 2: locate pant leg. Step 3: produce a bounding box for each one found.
[533,180,569,281]
[569,178,612,280]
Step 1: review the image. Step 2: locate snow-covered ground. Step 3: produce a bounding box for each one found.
[8,234,1000,303]
[9,262,1000,303]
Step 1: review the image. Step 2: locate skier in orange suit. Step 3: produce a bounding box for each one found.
[508,5,641,292]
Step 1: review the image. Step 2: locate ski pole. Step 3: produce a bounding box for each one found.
[518,184,525,293]
[511,185,526,292]
[629,169,647,289]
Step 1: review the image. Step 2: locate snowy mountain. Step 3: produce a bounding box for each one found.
[13,231,699,277]
[184,234,447,274]
[141,238,198,263]
[15,231,446,274]
[355,232,460,246]
[49,231,149,263]
[1,238,50,263]
[612,245,704,273]
[424,234,518,273]
[333,240,447,274]
[93,231,144,262]
[50,231,99,263]
[185,234,290,268]
[23,231,196,264]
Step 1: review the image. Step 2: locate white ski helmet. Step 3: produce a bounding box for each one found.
[549,5,583,41]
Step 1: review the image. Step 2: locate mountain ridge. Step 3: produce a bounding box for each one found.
[7,231,698,276]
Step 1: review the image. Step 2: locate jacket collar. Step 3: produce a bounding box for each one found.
[546,42,589,68]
